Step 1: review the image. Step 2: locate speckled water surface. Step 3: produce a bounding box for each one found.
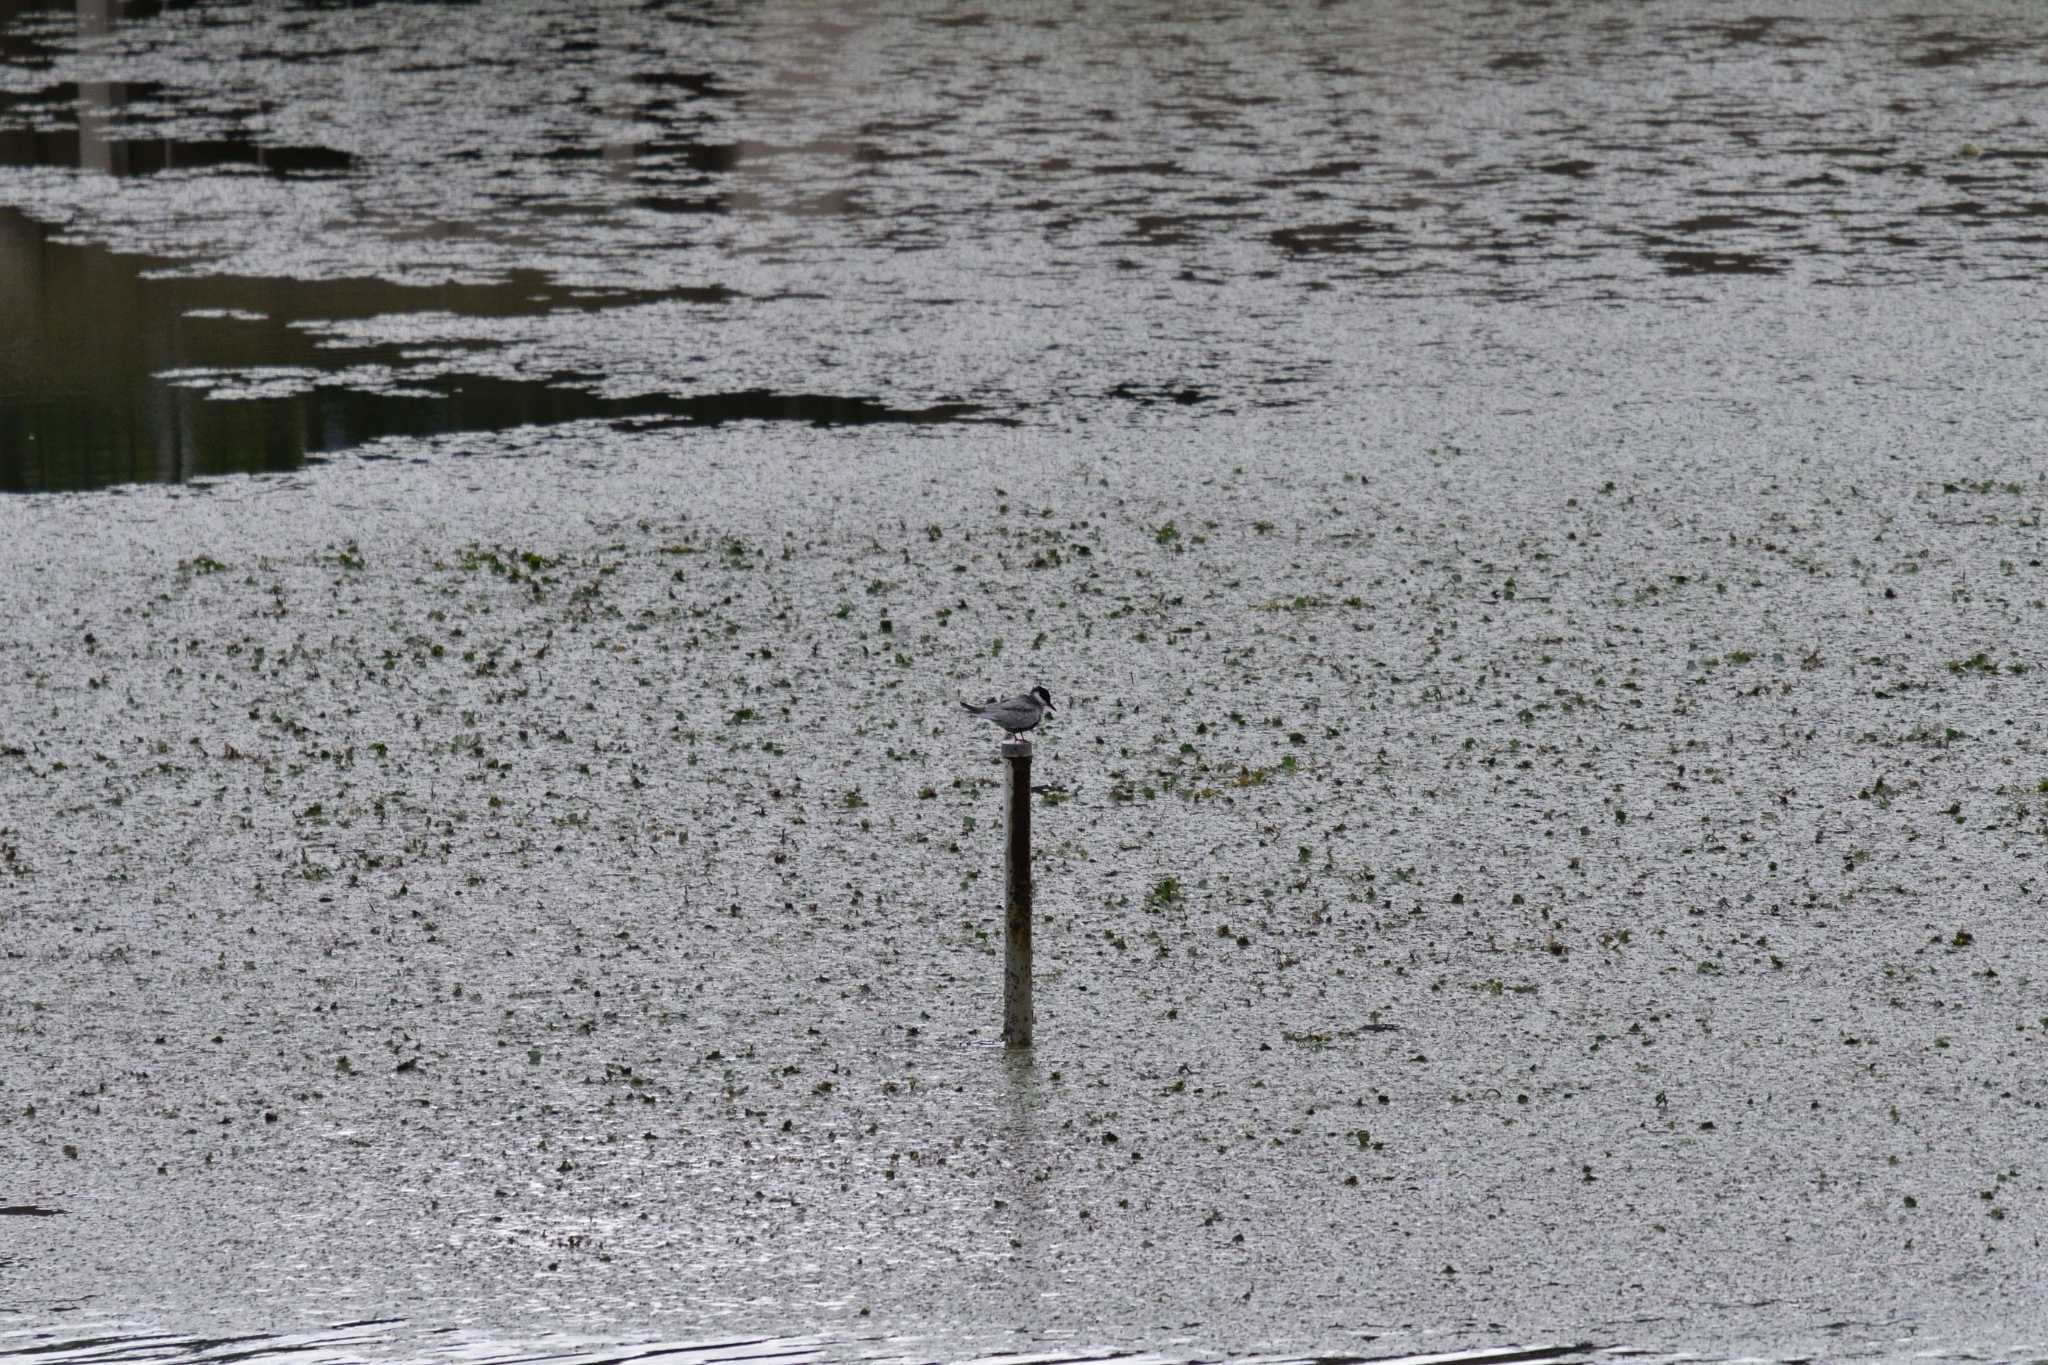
[3,1,2048,1363]
[5,0,2048,488]
[6,295,2047,1360]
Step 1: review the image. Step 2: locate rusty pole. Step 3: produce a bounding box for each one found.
[1001,737,1033,1048]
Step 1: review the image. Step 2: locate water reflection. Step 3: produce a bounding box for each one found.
[0,209,1002,492]
[995,1049,1055,1322]
[0,91,357,179]
[0,1321,1609,1365]
[3,0,2045,491]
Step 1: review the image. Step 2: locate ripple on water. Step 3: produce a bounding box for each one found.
[2,0,2045,489]
[0,1323,1626,1365]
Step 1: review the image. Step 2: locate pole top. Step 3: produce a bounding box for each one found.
[1000,738,1033,759]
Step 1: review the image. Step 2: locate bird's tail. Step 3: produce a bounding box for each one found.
[961,701,982,714]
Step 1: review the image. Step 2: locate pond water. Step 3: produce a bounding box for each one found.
[0,1322,1622,1365]
[3,3,2047,1364]
[0,207,1000,492]
[2,0,2042,492]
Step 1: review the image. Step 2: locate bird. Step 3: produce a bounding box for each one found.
[962,686,1055,734]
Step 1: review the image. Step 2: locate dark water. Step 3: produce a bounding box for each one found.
[1,0,2044,491]
[0,1324,1609,1365]
[0,208,1000,492]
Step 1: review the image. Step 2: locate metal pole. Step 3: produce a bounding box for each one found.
[1002,737,1033,1048]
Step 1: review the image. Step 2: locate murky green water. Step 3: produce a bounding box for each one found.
[3,3,2046,1364]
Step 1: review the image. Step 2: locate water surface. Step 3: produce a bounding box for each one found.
[1,0,2043,489]
[2,3,2046,1363]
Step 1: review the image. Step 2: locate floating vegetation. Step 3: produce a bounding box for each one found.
[3,169,2045,1349]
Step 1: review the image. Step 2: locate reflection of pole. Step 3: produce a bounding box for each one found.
[997,1047,1047,1304]
[77,81,119,175]
[79,1,126,170]
[78,1,119,38]
[1001,738,1033,1048]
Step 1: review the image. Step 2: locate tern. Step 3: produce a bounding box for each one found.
[962,686,1055,735]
